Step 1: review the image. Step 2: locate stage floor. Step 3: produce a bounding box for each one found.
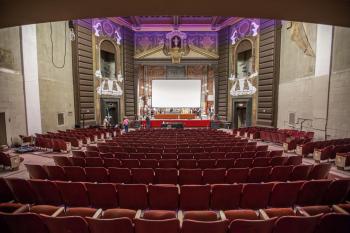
[141,119,211,128]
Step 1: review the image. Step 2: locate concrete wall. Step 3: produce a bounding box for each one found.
[0,27,27,145]
[277,22,350,140]
[36,21,75,132]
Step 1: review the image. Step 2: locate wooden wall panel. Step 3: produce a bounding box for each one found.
[216,27,230,120]
[257,19,281,127]
[123,27,136,117]
[72,19,96,126]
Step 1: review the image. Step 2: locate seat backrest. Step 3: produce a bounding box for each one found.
[134,218,180,233]
[180,185,211,210]
[131,168,155,184]
[25,164,49,179]
[109,168,132,183]
[321,179,350,205]
[118,184,148,209]
[148,184,179,210]
[155,168,178,184]
[289,165,313,181]
[85,182,118,209]
[30,179,63,206]
[85,167,109,183]
[85,157,104,167]
[273,215,322,233]
[234,158,253,168]
[314,213,350,233]
[53,156,72,166]
[308,163,332,179]
[43,215,89,233]
[182,219,228,233]
[296,180,332,206]
[240,183,274,209]
[0,177,15,202]
[198,159,216,169]
[179,169,202,185]
[178,159,197,169]
[247,167,272,183]
[6,178,38,204]
[159,159,177,168]
[63,166,87,182]
[70,157,86,167]
[226,168,249,183]
[270,157,287,166]
[87,217,133,233]
[211,184,243,210]
[228,218,276,233]
[55,181,90,207]
[269,165,293,182]
[269,181,304,207]
[121,159,140,169]
[140,159,158,169]
[286,156,302,165]
[252,158,271,167]
[216,159,235,169]
[0,212,49,233]
[103,158,122,168]
[202,168,226,184]
[44,165,67,181]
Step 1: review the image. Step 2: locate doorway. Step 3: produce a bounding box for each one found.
[0,112,7,145]
[232,98,252,129]
[100,99,120,126]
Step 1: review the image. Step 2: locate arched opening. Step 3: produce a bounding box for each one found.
[235,39,253,78]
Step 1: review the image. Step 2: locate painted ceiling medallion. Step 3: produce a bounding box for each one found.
[163,30,190,63]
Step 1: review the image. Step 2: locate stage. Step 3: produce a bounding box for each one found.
[141,119,211,128]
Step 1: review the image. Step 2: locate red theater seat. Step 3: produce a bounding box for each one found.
[118,184,148,209]
[0,212,49,233]
[140,159,158,169]
[70,157,86,167]
[132,168,155,184]
[103,158,122,168]
[216,159,235,169]
[234,158,253,168]
[198,159,216,169]
[159,159,177,168]
[247,167,272,183]
[85,167,108,182]
[202,168,226,184]
[270,157,287,166]
[44,165,67,181]
[273,215,322,233]
[53,156,72,166]
[180,185,211,210]
[122,159,140,169]
[183,210,218,221]
[289,165,313,181]
[269,165,293,182]
[211,184,242,210]
[6,178,38,204]
[29,179,63,206]
[179,169,202,185]
[308,163,331,179]
[85,157,104,167]
[226,168,249,183]
[155,168,178,184]
[148,184,179,210]
[321,179,350,205]
[240,183,274,209]
[178,159,197,169]
[87,217,133,233]
[296,180,332,206]
[252,158,271,167]
[25,164,49,179]
[85,183,118,209]
[55,181,90,207]
[224,209,259,222]
[43,215,89,233]
[181,219,228,233]
[228,218,276,233]
[109,168,132,183]
[315,213,350,233]
[269,181,304,207]
[63,166,87,182]
[72,150,85,157]
[134,218,180,233]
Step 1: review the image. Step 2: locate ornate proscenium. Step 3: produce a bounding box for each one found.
[163,30,190,63]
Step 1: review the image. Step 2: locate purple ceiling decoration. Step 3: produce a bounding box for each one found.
[93,19,122,45]
[230,19,259,45]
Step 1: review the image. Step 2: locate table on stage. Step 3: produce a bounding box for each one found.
[141,119,211,128]
[154,113,196,120]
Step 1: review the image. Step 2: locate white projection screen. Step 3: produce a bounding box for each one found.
[152,80,201,108]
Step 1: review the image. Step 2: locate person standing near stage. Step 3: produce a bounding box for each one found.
[123,117,129,133]
[146,115,151,129]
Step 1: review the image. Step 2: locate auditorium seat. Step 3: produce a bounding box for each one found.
[70,157,86,167]
[198,159,216,169]
[234,158,253,168]
[178,153,193,160]
[210,152,226,159]
[308,163,331,179]
[87,217,134,233]
[286,155,303,165]
[228,218,276,233]
[102,208,137,219]
[272,215,322,233]
[118,184,148,209]
[25,164,49,179]
[269,150,283,157]
[240,183,274,209]
[122,159,140,169]
[194,152,211,159]
[216,159,235,169]
[130,153,146,160]
[296,180,332,206]
[269,165,293,182]
[289,165,313,181]
[6,178,38,204]
[0,177,14,202]
[226,152,241,159]
[255,151,269,157]
[100,153,114,159]
[183,210,218,221]
[155,168,178,184]
[72,150,85,157]
[44,165,67,181]
[314,213,350,233]
[85,157,104,167]
[132,168,155,184]
[202,168,226,184]
[55,181,90,207]
[252,158,271,167]
[64,207,98,217]
[270,157,287,166]
[103,158,122,168]
[85,167,109,182]
[134,218,180,233]
[179,169,202,185]
[248,167,272,183]
[115,152,129,159]
[147,153,162,160]
[211,184,242,210]
[63,166,87,181]
[140,159,158,169]
[148,184,179,210]
[53,156,72,166]
[29,179,63,205]
[85,151,100,157]
[43,215,89,233]
[320,179,350,205]
[159,159,177,168]
[162,153,178,159]
[268,181,304,207]
[178,159,197,169]
[256,145,269,151]
[226,168,249,183]
[224,209,259,222]
[181,219,228,233]
[109,168,132,183]
[85,183,118,209]
[180,185,211,210]
[0,212,49,233]
[241,151,255,158]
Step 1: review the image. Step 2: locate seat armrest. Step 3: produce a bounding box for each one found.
[258,209,269,220]
[178,210,184,226]
[52,207,64,217]
[219,210,227,220]
[135,209,142,219]
[295,206,310,216]
[14,204,30,213]
[92,208,103,218]
[332,205,349,214]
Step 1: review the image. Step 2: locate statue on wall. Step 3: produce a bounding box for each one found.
[289,22,315,57]
[163,30,190,63]
[229,72,257,96]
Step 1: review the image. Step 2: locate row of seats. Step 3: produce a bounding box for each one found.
[1,202,350,233]
[26,164,332,184]
[54,155,302,169]
[2,178,349,210]
[74,149,282,159]
[297,139,350,157]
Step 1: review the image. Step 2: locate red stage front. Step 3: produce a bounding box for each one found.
[141,119,211,128]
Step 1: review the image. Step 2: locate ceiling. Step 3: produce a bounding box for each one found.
[0,0,349,28]
[117,16,236,31]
